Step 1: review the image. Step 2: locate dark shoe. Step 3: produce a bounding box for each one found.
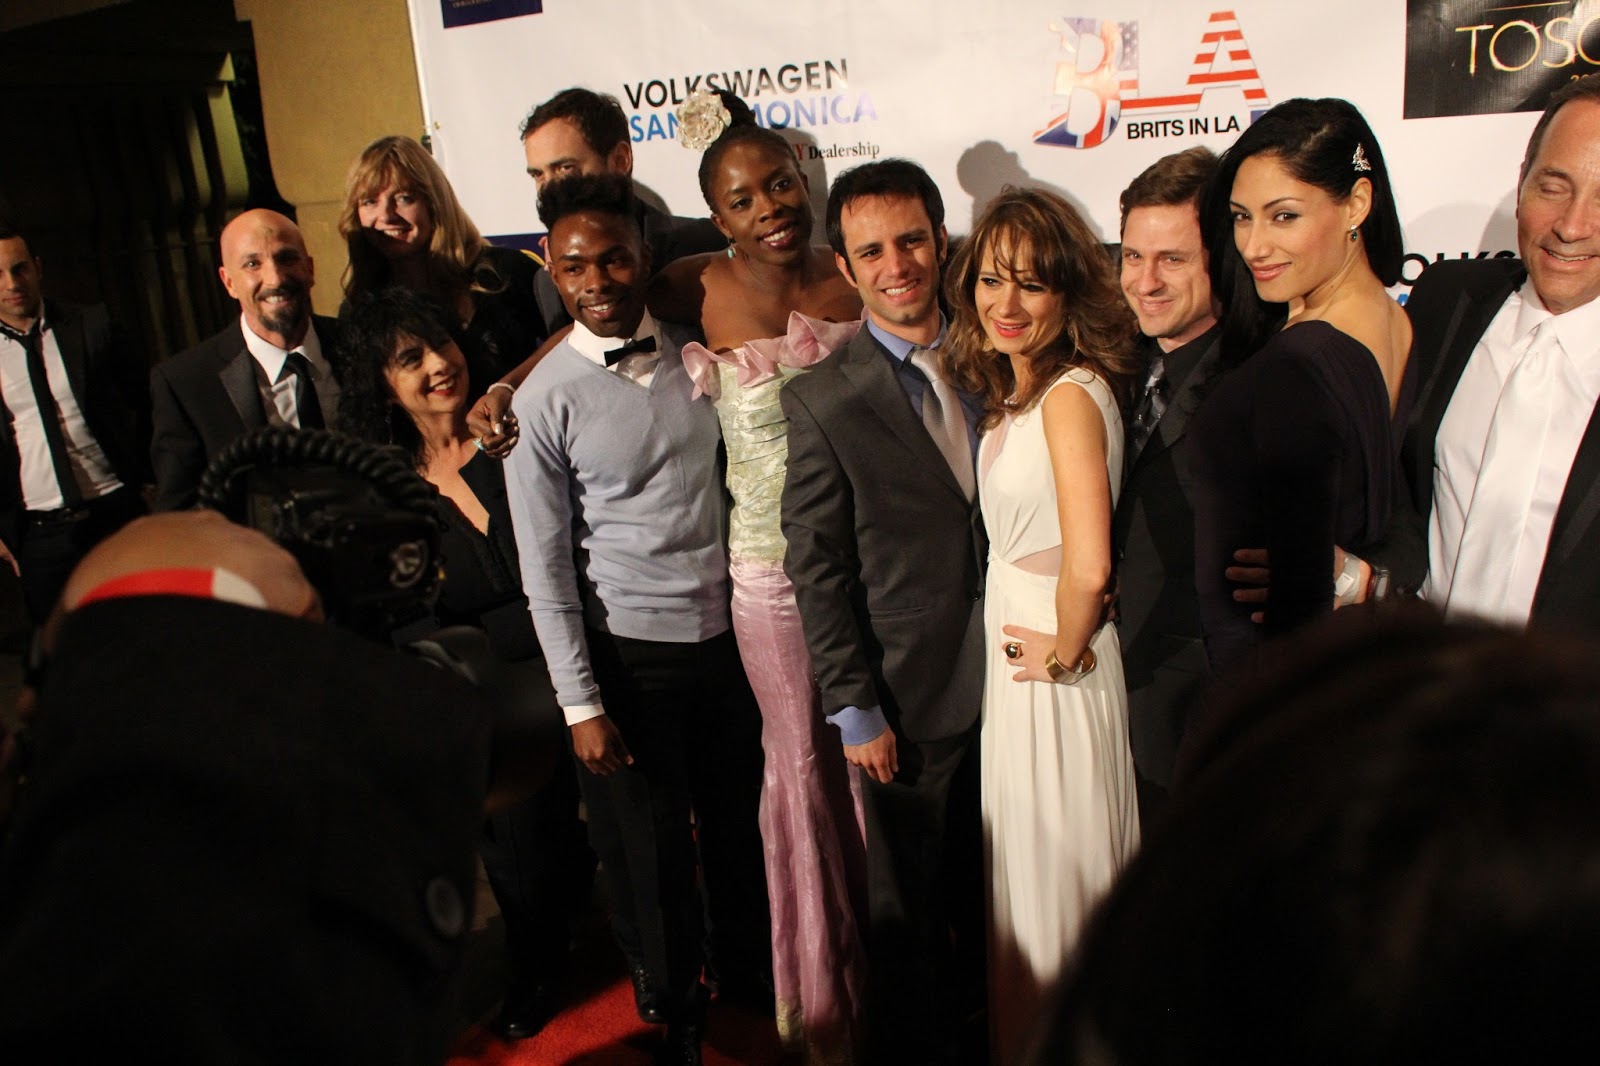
[492,983,558,1041]
[656,1016,705,1066]
[631,965,669,1024]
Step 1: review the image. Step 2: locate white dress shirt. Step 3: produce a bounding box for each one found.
[566,311,663,390]
[0,309,121,510]
[238,314,339,429]
[1425,280,1600,624]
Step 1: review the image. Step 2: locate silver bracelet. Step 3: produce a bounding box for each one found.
[486,381,515,397]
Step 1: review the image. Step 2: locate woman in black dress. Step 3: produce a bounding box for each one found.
[339,135,545,401]
[338,287,584,1042]
[1189,98,1416,674]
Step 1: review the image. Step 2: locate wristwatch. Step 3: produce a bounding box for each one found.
[1044,646,1097,684]
[1367,564,1392,602]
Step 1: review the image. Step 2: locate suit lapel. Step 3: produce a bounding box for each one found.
[1409,265,1523,494]
[220,343,267,430]
[839,331,968,502]
[48,303,92,410]
[1540,402,1600,598]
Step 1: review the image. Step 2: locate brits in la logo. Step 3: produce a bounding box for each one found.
[1035,9,1271,149]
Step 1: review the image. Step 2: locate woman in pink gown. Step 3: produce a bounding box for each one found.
[654,92,866,1062]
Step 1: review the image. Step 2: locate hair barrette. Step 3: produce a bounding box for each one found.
[1352,144,1372,173]
[676,89,733,152]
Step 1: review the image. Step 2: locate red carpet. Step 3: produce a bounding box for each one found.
[446,894,786,1066]
[448,973,784,1062]
[447,976,785,1066]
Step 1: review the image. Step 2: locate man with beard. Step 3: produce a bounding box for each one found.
[151,209,339,511]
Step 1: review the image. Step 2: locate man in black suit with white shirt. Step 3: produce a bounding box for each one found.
[1353,74,1600,628]
[0,222,148,621]
[150,209,339,512]
[1111,147,1224,823]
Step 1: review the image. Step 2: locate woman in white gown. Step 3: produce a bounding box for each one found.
[943,187,1143,1060]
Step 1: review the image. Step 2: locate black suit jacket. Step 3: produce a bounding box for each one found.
[149,314,340,512]
[0,300,150,548]
[0,596,491,1063]
[1111,329,1227,790]
[533,202,727,334]
[780,326,987,744]
[1383,257,1600,627]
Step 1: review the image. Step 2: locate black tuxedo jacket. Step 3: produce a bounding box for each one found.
[780,326,987,744]
[0,300,151,548]
[1382,257,1600,627]
[149,314,340,512]
[1111,329,1227,790]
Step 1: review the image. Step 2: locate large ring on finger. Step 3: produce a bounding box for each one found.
[473,437,486,452]
[1004,641,1022,660]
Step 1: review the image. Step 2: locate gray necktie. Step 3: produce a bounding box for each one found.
[909,348,975,500]
[1128,353,1167,464]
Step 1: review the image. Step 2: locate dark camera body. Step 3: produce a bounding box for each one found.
[240,464,442,636]
[198,428,444,638]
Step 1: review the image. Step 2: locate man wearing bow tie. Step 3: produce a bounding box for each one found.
[150,209,339,512]
[502,173,767,1065]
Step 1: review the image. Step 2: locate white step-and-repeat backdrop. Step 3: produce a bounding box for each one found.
[408,0,1600,297]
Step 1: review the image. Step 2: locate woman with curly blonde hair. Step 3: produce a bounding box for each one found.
[943,185,1141,1062]
[339,135,544,401]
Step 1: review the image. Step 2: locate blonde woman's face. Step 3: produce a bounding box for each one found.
[357,182,435,261]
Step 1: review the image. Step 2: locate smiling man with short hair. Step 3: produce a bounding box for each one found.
[502,172,768,1066]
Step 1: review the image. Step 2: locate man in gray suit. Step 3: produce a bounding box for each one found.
[1110,147,1224,825]
[781,159,986,1065]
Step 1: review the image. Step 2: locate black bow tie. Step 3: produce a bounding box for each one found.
[604,335,657,367]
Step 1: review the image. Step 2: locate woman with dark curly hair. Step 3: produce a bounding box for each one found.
[339,135,544,405]
[942,185,1141,1062]
[336,286,583,1044]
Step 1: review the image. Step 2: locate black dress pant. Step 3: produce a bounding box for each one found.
[575,627,770,1018]
[858,725,985,1065]
[17,486,145,622]
[478,744,593,993]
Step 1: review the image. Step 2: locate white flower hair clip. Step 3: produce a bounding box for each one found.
[676,89,733,151]
[1352,144,1372,173]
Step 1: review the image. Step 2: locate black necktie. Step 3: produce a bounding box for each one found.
[2,319,84,506]
[604,334,657,367]
[1128,353,1168,464]
[279,351,324,429]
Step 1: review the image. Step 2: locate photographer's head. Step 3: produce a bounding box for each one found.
[1034,608,1600,1065]
[337,287,469,469]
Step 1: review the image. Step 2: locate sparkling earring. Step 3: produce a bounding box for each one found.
[726,242,736,259]
[1348,225,1359,243]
